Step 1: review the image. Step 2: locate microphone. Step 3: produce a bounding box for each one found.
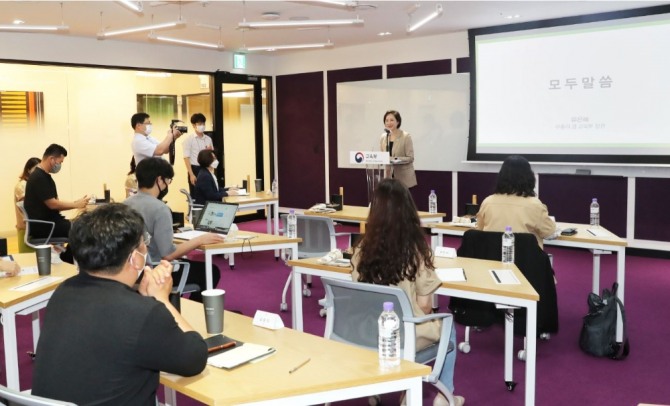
[384,129,390,152]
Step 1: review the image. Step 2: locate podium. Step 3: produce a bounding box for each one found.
[349,151,389,204]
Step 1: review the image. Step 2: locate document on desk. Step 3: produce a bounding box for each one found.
[207,342,276,369]
[489,269,520,285]
[10,276,63,291]
[436,268,467,282]
[587,228,610,237]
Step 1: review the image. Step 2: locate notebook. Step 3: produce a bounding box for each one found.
[205,334,276,369]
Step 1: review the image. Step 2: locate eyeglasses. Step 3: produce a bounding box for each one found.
[143,231,152,246]
[143,121,152,125]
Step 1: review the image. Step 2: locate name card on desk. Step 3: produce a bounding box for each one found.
[253,310,284,330]
[434,246,457,258]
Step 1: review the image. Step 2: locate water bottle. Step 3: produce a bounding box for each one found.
[378,302,400,368]
[428,190,437,214]
[502,226,515,264]
[590,198,600,227]
[271,178,278,196]
[287,209,297,239]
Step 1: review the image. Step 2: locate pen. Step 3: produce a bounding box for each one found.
[492,270,502,283]
[461,268,468,282]
[289,357,311,374]
[208,341,236,353]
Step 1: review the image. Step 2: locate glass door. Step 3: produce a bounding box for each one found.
[214,73,272,198]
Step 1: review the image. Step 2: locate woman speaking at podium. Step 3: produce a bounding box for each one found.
[380,110,417,189]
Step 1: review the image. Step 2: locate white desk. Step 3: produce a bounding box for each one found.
[0,254,77,390]
[178,232,301,290]
[161,300,429,405]
[288,256,539,406]
[430,221,627,341]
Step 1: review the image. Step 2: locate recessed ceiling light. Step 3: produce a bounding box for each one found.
[504,14,521,19]
[13,19,25,25]
[378,31,391,37]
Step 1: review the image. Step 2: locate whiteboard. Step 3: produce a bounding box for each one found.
[336,74,470,171]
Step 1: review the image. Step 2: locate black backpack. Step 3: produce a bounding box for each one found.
[579,282,630,359]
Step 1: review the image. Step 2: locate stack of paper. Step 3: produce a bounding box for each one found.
[436,268,467,282]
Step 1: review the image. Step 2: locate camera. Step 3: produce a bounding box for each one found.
[170,119,188,133]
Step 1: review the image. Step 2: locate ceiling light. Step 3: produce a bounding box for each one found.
[504,14,521,19]
[310,0,359,8]
[136,71,172,78]
[12,19,25,25]
[149,33,223,50]
[0,24,69,32]
[407,4,443,33]
[244,41,334,52]
[238,18,363,29]
[117,0,143,13]
[378,31,391,37]
[98,20,185,38]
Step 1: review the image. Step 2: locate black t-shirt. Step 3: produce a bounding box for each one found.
[32,272,208,405]
[24,167,61,222]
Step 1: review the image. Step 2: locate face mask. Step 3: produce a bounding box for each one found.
[196,124,205,133]
[132,250,147,278]
[144,124,153,135]
[157,181,169,200]
[211,159,219,169]
[50,162,62,174]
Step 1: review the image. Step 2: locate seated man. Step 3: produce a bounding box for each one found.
[32,204,207,405]
[24,144,89,263]
[125,157,224,301]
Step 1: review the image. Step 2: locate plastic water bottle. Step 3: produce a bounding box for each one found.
[590,198,600,227]
[287,209,297,239]
[428,190,437,214]
[271,178,278,196]
[378,302,400,368]
[502,226,515,264]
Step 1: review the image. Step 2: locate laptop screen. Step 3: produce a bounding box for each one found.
[196,202,238,233]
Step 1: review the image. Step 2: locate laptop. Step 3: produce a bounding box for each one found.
[174,202,239,240]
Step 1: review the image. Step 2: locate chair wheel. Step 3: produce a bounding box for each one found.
[229,265,235,270]
[303,288,311,297]
[517,350,526,361]
[275,256,279,261]
[280,303,288,312]
[505,381,517,391]
[319,308,327,317]
[458,342,471,354]
[540,333,551,340]
[306,282,312,288]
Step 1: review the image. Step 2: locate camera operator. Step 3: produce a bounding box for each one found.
[131,112,183,164]
[182,113,213,195]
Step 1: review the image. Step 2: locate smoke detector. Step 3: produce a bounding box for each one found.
[262,12,280,20]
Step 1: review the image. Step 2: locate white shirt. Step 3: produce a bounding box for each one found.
[132,133,159,164]
[182,133,213,166]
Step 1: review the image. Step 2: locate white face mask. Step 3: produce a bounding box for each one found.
[144,124,153,135]
[211,159,219,169]
[132,250,147,278]
[196,124,205,133]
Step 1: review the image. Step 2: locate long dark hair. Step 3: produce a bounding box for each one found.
[494,155,536,197]
[355,178,433,285]
[19,157,41,181]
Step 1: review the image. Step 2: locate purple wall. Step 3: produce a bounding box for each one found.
[276,71,325,208]
[635,178,670,241]
[387,59,451,78]
[457,172,497,215]
[539,174,627,237]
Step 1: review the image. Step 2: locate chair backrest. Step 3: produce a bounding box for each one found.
[280,214,337,259]
[15,201,52,249]
[0,385,76,406]
[453,229,558,334]
[321,277,414,355]
[179,189,203,225]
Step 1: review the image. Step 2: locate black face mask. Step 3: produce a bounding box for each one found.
[157,180,169,200]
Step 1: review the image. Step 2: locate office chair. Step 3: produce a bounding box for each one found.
[448,229,558,390]
[279,214,350,312]
[147,254,199,298]
[179,189,203,225]
[15,202,69,249]
[321,277,457,406]
[0,385,76,406]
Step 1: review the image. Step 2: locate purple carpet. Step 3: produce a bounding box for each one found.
[5,221,670,405]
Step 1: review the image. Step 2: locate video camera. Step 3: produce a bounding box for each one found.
[170,119,188,133]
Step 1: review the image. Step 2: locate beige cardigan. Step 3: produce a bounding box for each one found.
[379,130,417,188]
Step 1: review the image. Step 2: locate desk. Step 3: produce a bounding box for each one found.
[0,253,77,389]
[288,256,539,406]
[430,221,627,341]
[161,300,429,405]
[224,192,279,236]
[179,232,301,290]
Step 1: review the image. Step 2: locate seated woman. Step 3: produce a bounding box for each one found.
[14,157,41,253]
[351,178,463,406]
[476,155,556,247]
[193,150,238,204]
